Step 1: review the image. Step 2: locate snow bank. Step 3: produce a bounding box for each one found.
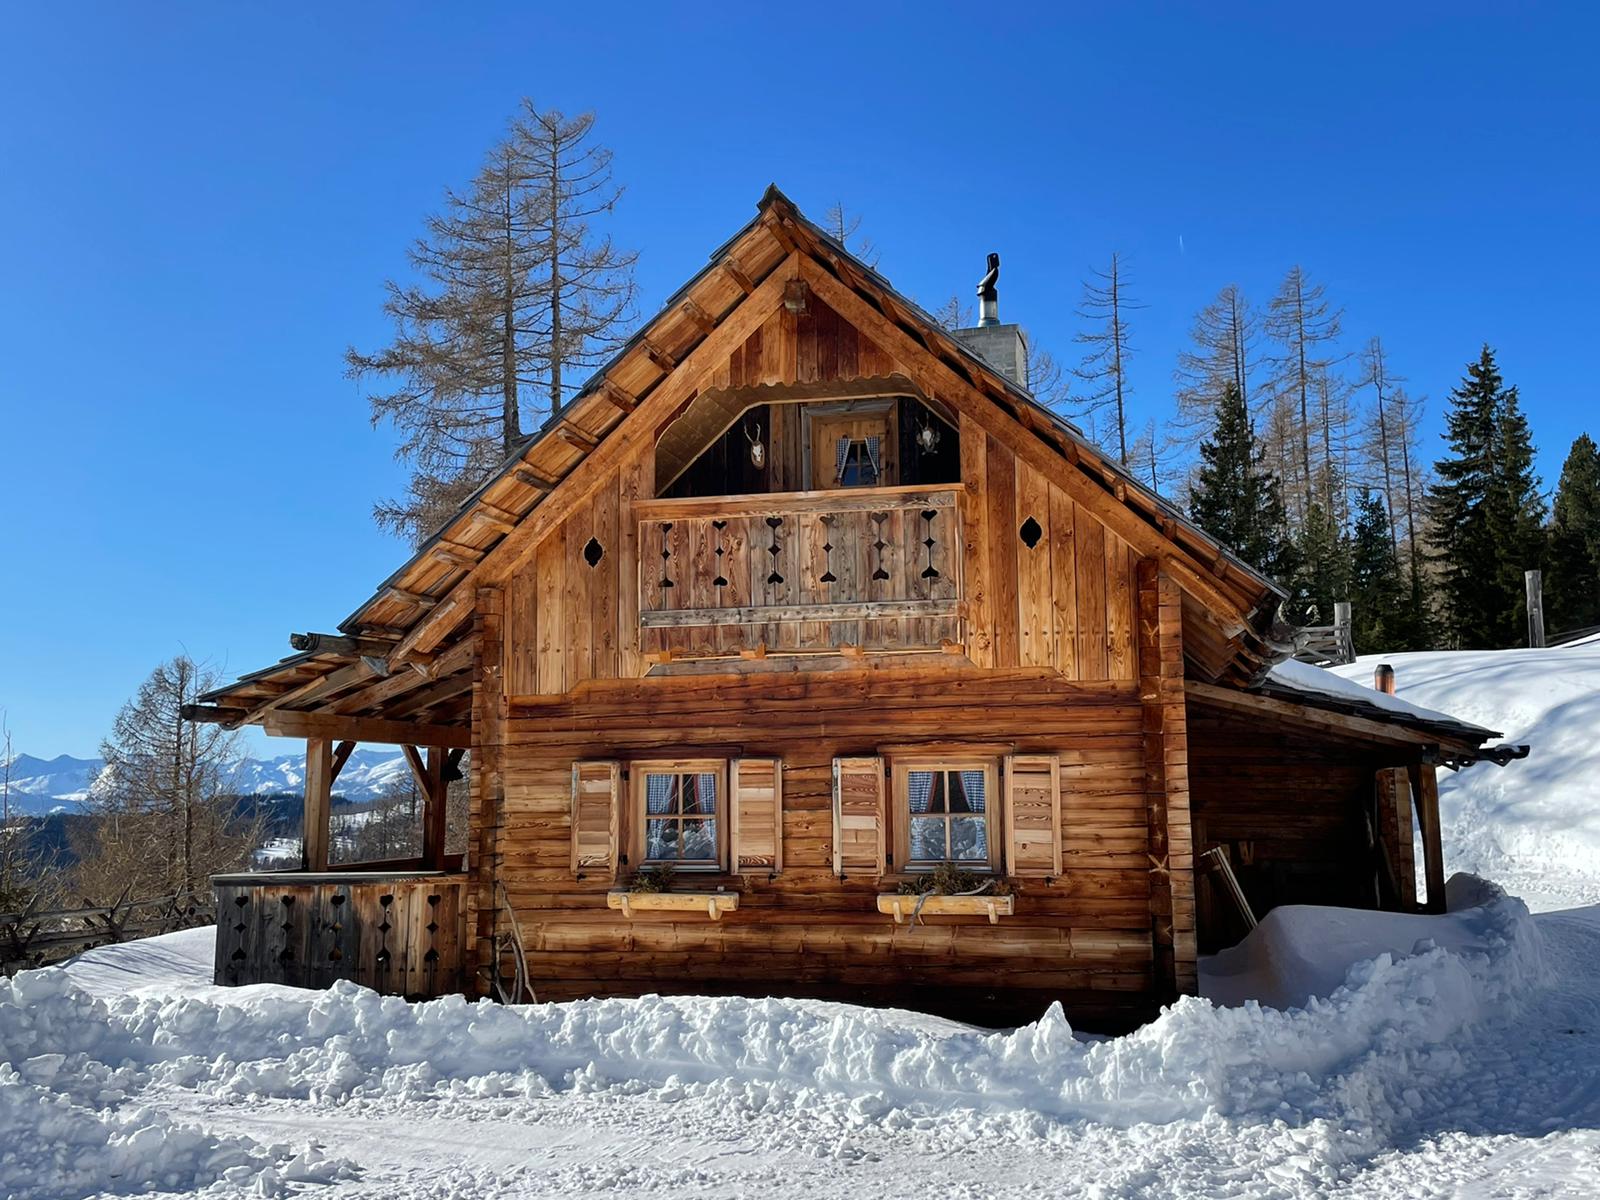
[0,889,1544,1197]
[1331,642,1600,907]
[1267,656,1491,733]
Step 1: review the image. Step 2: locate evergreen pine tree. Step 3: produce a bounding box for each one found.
[1427,346,1546,648]
[1348,491,1409,651]
[1285,497,1350,627]
[1546,433,1600,632]
[1189,381,1298,582]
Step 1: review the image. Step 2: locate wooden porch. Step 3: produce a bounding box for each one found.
[210,725,473,997]
[212,870,467,997]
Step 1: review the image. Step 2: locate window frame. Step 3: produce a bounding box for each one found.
[890,757,1002,873]
[628,758,729,872]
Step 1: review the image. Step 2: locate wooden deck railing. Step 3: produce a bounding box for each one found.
[211,870,467,998]
[634,484,964,658]
[1,889,214,976]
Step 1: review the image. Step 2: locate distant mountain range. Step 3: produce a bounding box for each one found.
[1,749,411,816]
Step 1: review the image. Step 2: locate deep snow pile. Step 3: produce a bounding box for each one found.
[1331,640,1600,908]
[0,884,1551,1200]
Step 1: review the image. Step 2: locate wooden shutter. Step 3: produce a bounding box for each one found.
[730,757,783,874]
[571,760,621,879]
[1005,753,1062,876]
[832,756,886,878]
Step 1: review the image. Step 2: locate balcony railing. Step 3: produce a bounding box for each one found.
[634,484,964,659]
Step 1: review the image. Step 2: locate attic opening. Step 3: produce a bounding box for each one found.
[659,391,960,500]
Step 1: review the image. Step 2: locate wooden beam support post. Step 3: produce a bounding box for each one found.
[1136,558,1197,1003]
[469,586,506,997]
[422,746,448,869]
[1409,759,1447,913]
[302,737,333,872]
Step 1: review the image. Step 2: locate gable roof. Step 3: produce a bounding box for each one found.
[197,186,1310,731]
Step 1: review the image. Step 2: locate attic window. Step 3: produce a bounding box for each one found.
[834,436,882,487]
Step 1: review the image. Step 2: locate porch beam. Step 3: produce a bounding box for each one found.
[1408,760,1447,913]
[258,711,471,749]
[422,747,448,869]
[302,737,333,872]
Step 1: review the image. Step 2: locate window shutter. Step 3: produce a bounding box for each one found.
[730,757,783,874]
[571,760,621,879]
[1004,753,1062,876]
[832,756,886,878]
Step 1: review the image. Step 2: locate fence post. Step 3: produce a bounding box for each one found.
[1333,601,1353,663]
[1525,570,1546,648]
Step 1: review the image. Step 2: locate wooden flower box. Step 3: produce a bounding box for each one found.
[877,893,1015,924]
[606,891,739,920]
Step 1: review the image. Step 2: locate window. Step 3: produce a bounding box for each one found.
[631,760,726,869]
[891,759,1000,871]
[834,436,882,487]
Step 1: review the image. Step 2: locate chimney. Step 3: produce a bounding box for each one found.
[952,252,1029,390]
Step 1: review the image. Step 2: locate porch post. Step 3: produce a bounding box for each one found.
[422,746,447,869]
[1408,759,1447,913]
[302,737,332,871]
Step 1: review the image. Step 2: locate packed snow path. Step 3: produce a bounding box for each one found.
[2,884,1596,1199]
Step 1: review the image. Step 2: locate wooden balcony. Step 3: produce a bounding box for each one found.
[211,870,467,998]
[635,484,964,660]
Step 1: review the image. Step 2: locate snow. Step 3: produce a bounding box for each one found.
[1330,641,1600,910]
[1265,657,1494,734]
[0,876,1590,1198]
[2,644,1595,1197]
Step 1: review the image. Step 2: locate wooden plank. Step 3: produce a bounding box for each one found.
[1410,761,1446,914]
[1048,482,1078,679]
[958,417,993,667]
[303,737,332,871]
[1076,501,1108,678]
[634,484,959,521]
[639,597,965,629]
[1015,461,1054,667]
[985,435,1019,666]
[259,712,471,750]
[422,747,447,870]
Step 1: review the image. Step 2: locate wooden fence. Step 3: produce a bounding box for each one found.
[0,889,214,976]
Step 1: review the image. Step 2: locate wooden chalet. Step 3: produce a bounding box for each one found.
[187,187,1511,1028]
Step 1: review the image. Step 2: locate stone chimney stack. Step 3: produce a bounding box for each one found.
[952,252,1029,390]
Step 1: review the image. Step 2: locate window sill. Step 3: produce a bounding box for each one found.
[876,893,1015,924]
[607,891,739,920]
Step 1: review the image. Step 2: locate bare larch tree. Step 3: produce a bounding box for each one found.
[823,202,880,268]
[1263,266,1344,522]
[349,102,637,544]
[1074,253,1140,464]
[1174,284,1256,441]
[73,657,259,903]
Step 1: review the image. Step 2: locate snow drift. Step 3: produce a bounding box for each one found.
[0,884,1545,1200]
[1331,641,1600,907]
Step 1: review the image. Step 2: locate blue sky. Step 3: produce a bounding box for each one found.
[2,3,1595,758]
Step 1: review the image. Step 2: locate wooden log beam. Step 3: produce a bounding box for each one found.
[387,253,801,663]
[1186,680,1478,752]
[718,256,756,295]
[601,380,637,414]
[329,740,356,785]
[288,632,398,657]
[258,711,471,749]
[430,543,482,569]
[302,737,332,872]
[640,598,961,629]
[241,659,376,727]
[556,422,600,452]
[181,704,250,727]
[1409,760,1447,914]
[422,746,447,869]
[515,468,559,491]
[382,586,440,610]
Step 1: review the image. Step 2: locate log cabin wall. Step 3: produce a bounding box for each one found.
[480,279,1179,1027]
[496,670,1162,1028]
[1186,702,1419,951]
